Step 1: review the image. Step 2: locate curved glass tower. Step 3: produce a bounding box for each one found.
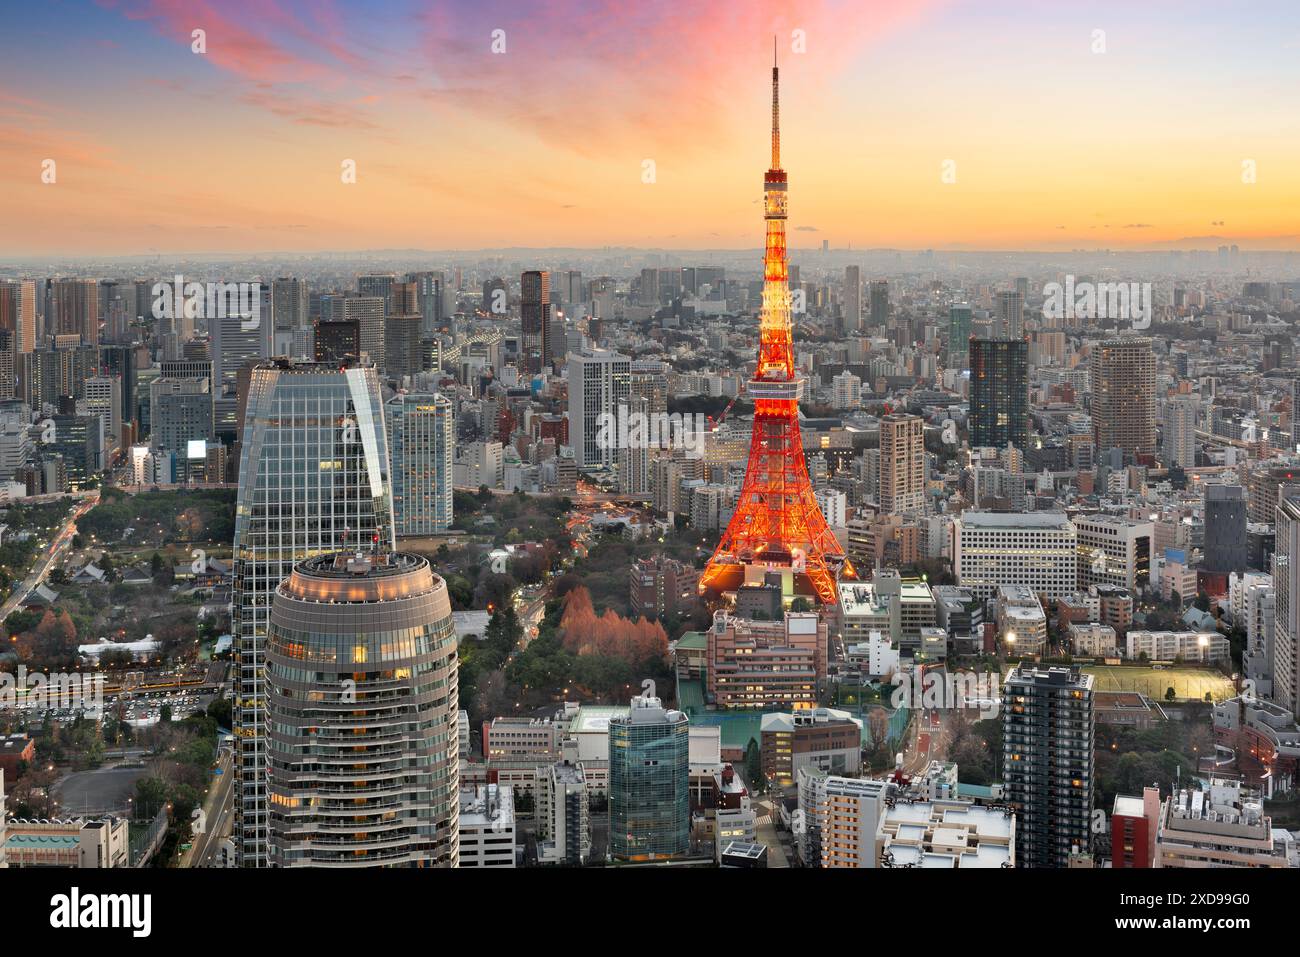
[266,551,459,867]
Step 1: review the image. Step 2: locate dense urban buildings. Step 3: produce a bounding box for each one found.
[6,18,1300,913]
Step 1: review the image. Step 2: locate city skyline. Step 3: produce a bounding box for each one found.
[3,0,1300,256]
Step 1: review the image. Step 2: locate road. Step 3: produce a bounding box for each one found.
[0,492,98,620]
[181,748,235,868]
[902,706,952,777]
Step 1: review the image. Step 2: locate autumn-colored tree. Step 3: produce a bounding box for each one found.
[559,586,667,667]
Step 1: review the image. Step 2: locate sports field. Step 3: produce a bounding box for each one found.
[1081,665,1235,702]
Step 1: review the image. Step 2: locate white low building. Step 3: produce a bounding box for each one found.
[458,784,516,868]
[1125,630,1231,664]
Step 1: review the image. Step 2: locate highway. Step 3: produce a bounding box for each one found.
[0,492,98,621]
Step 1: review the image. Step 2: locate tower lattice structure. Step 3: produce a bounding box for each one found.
[700,51,854,605]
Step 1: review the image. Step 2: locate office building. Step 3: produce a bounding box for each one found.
[868,280,889,327]
[1204,484,1250,575]
[608,693,690,862]
[707,609,826,710]
[357,273,396,315]
[1002,665,1095,869]
[344,296,386,372]
[521,270,551,371]
[948,303,972,367]
[232,359,395,867]
[1074,514,1153,592]
[969,338,1029,450]
[313,319,360,365]
[996,289,1025,339]
[567,348,630,470]
[954,511,1078,600]
[759,708,862,786]
[45,278,98,345]
[386,392,454,536]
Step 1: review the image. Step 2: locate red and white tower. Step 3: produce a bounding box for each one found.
[700,50,854,605]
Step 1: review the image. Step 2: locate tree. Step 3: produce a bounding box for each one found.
[790,597,812,613]
[1165,686,1177,702]
[743,737,763,792]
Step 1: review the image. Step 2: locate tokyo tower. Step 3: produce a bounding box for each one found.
[700,48,854,605]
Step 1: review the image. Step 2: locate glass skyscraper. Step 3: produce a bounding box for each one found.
[386,392,454,536]
[232,359,395,867]
[608,694,690,861]
[969,337,1029,451]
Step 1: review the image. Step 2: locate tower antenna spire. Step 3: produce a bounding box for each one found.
[771,37,780,169]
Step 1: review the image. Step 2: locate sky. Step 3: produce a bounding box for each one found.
[2,0,1298,256]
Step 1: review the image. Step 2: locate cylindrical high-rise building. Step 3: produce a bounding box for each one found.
[266,551,459,868]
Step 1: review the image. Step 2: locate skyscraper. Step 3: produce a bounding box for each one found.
[386,392,454,536]
[869,280,889,327]
[383,313,423,379]
[996,290,1025,339]
[44,278,98,345]
[270,277,307,348]
[701,55,851,605]
[1162,395,1198,468]
[843,265,861,333]
[1002,664,1095,868]
[408,270,446,337]
[568,348,629,470]
[266,551,459,867]
[357,273,396,315]
[948,303,972,367]
[608,693,690,861]
[1273,494,1300,719]
[1090,337,1156,459]
[1203,484,1249,575]
[232,359,395,867]
[879,413,925,516]
[521,270,550,371]
[344,296,386,373]
[969,338,1029,450]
